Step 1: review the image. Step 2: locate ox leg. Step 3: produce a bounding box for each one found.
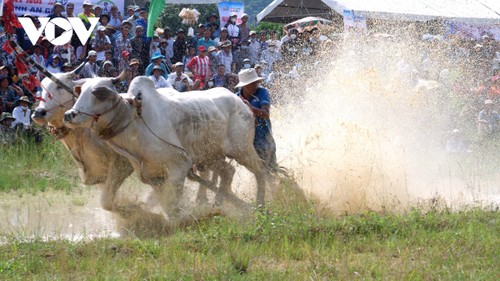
[214,160,236,206]
[233,149,267,206]
[156,161,192,220]
[99,157,134,212]
[196,169,210,205]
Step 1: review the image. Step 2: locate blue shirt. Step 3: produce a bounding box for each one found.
[237,87,272,150]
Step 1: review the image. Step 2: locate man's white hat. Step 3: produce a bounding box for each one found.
[236,68,263,88]
[82,0,93,7]
[97,25,106,31]
[87,50,97,57]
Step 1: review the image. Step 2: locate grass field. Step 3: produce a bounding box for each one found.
[1,136,499,280]
[0,206,499,280]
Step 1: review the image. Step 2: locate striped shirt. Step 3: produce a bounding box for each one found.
[186,56,211,77]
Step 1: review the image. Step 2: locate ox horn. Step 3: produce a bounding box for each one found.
[69,60,87,77]
[111,69,128,85]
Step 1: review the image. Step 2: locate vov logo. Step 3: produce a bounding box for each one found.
[19,17,99,46]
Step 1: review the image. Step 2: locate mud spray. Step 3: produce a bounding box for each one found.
[266,35,500,214]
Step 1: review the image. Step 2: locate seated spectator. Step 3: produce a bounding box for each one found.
[54,42,76,65]
[80,51,100,78]
[0,75,17,112]
[211,63,229,88]
[11,96,32,129]
[0,112,17,145]
[46,55,62,74]
[99,60,116,77]
[477,99,500,136]
[145,52,169,78]
[149,66,172,89]
[167,62,193,92]
[61,63,73,73]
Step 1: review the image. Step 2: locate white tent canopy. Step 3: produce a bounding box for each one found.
[257,0,500,24]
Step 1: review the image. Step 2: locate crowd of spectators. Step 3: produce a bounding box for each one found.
[0,1,498,147]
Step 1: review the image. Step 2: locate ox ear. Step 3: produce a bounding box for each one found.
[91,86,117,101]
[73,78,88,86]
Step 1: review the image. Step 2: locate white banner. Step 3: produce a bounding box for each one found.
[217,1,244,28]
[13,0,124,18]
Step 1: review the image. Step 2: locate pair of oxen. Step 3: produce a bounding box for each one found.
[32,63,267,222]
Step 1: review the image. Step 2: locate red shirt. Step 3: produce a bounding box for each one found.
[186,55,210,77]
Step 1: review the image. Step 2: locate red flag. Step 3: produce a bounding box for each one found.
[14,55,28,76]
[2,0,22,34]
[2,41,15,54]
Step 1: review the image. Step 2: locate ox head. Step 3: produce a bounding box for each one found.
[32,62,86,125]
[64,71,127,128]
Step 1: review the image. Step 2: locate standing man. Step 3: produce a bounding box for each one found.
[186,46,211,90]
[216,40,233,74]
[92,26,112,66]
[236,68,278,172]
[64,2,75,17]
[237,13,250,42]
[172,29,187,64]
[198,27,216,53]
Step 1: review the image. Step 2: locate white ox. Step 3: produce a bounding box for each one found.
[64,76,266,217]
[31,72,134,212]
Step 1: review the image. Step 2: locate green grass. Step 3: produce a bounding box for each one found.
[0,206,498,280]
[0,133,79,193]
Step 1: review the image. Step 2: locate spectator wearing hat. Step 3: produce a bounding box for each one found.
[150,35,162,57]
[126,6,140,35]
[207,46,218,75]
[182,45,196,72]
[172,29,187,64]
[225,13,240,48]
[214,27,230,46]
[99,60,117,78]
[216,40,233,74]
[266,30,281,50]
[0,75,17,113]
[109,5,123,31]
[11,96,32,129]
[236,68,277,172]
[258,31,269,52]
[0,112,18,145]
[145,52,169,79]
[46,55,62,74]
[198,27,216,54]
[94,13,110,36]
[130,26,150,73]
[136,8,149,41]
[49,1,66,20]
[80,51,100,78]
[161,27,174,62]
[114,23,132,72]
[78,1,95,32]
[206,14,220,38]
[92,25,112,65]
[477,99,500,136]
[248,31,261,64]
[61,63,73,73]
[187,46,211,90]
[149,65,172,89]
[234,40,252,73]
[64,2,75,17]
[260,41,281,75]
[0,32,18,68]
[29,45,45,75]
[168,62,193,92]
[192,24,206,49]
[238,13,250,42]
[93,5,102,17]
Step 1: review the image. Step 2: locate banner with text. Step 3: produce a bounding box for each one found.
[217,1,244,27]
[13,0,124,18]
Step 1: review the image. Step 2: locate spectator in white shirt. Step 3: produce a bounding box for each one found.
[149,65,172,89]
[167,62,193,92]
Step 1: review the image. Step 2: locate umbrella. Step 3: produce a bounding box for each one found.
[284,17,333,33]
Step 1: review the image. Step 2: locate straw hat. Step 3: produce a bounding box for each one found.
[15,96,33,106]
[236,68,263,88]
[207,46,217,52]
[0,112,15,122]
[220,40,231,48]
[129,59,140,66]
